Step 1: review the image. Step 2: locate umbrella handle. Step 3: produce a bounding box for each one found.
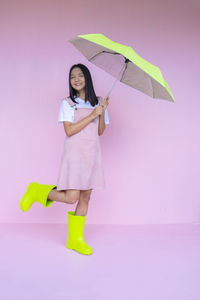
[105,62,127,98]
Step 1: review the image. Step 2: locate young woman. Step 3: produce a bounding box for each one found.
[20,63,110,256]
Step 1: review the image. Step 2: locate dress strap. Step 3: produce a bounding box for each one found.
[65,97,77,107]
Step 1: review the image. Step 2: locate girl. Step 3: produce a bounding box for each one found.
[20,63,110,256]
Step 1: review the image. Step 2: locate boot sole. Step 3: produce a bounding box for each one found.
[66,244,92,255]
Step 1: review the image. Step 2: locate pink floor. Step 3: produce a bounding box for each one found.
[1,223,200,299]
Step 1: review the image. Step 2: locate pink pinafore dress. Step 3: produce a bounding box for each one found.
[56,97,106,190]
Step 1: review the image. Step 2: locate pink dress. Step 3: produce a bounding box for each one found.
[56,97,106,190]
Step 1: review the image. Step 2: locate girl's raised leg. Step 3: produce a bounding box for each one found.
[48,188,80,204]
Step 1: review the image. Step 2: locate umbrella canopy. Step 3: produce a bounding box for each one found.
[68,33,175,103]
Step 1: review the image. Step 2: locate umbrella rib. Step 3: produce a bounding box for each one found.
[88,49,129,82]
[88,50,122,62]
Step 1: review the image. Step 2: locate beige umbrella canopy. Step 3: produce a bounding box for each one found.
[69,33,175,103]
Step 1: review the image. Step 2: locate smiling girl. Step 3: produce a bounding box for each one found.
[20,63,110,255]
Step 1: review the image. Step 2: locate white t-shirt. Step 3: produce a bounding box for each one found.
[58,96,110,124]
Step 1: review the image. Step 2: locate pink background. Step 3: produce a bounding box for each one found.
[1,0,200,224]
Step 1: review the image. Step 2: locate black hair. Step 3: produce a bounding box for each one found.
[68,63,99,107]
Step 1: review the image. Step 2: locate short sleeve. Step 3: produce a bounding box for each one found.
[104,108,110,124]
[98,96,110,125]
[58,99,74,124]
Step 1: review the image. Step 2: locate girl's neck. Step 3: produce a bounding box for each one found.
[77,89,85,100]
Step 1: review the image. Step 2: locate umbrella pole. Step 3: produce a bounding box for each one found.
[105,62,127,97]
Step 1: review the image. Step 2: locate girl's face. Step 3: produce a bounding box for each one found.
[70,67,86,93]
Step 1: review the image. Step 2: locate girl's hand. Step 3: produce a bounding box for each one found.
[91,105,104,118]
[100,96,109,110]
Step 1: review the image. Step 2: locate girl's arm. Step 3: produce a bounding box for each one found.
[98,113,106,136]
[98,96,109,136]
[64,112,96,137]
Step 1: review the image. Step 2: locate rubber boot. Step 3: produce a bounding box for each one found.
[20,182,56,212]
[66,211,93,255]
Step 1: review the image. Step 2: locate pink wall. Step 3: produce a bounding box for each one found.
[1,0,199,224]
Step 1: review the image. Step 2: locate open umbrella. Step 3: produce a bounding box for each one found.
[68,33,175,103]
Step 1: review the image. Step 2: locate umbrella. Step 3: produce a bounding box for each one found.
[68,33,175,103]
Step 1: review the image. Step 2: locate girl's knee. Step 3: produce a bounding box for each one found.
[65,190,80,204]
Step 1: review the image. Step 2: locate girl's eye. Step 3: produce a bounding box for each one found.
[71,75,83,78]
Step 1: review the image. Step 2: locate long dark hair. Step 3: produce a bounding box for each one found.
[68,63,99,107]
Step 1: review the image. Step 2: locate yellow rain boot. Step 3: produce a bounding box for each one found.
[20,182,56,212]
[66,211,93,255]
